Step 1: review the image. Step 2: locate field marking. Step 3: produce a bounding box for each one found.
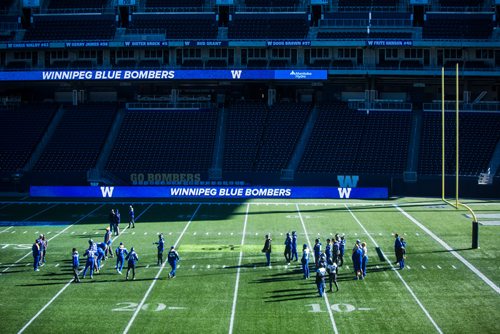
[296,204,338,334]
[0,226,13,233]
[394,205,500,295]
[228,203,250,334]
[345,204,443,334]
[2,205,103,274]
[123,204,201,334]
[16,204,153,334]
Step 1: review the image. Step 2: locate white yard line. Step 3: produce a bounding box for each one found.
[394,204,500,295]
[123,204,201,334]
[228,203,250,334]
[345,204,443,334]
[16,204,153,334]
[296,204,339,334]
[2,205,102,274]
[0,226,13,233]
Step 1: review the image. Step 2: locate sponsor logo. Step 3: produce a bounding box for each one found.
[337,175,359,199]
[289,70,313,79]
[231,70,242,79]
[100,186,114,198]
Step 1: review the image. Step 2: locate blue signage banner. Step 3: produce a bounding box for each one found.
[266,41,311,46]
[0,69,327,81]
[366,40,413,47]
[30,186,388,199]
[123,41,169,47]
[183,41,228,47]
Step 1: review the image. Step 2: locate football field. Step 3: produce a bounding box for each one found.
[0,198,499,334]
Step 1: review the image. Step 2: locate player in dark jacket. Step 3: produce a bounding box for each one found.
[262,234,272,266]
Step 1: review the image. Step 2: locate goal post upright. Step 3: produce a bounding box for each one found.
[441,65,479,249]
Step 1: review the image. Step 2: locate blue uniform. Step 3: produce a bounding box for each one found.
[395,236,403,265]
[400,240,407,269]
[361,246,368,278]
[332,241,340,264]
[352,246,363,279]
[125,250,139,280]
[96,244,105,270]
[325,243,333,265]
[284,234,292,263]
[115,246,128,273]
[32,242,40,271]
[301,248,310,279]
[291,233,298,261]
[339,238,346,266]
[82,249,96,279]
[313,242,321,267]
[128,206,135,228]
[104,229,113,257]
[155,237,165,265]
[167,249,180,278]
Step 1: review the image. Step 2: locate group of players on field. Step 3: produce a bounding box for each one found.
[31,206,406,297]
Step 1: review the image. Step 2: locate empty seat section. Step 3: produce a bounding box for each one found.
[24,14,115,41]
[228,13,308,39]
[129,13,217,39]
[418,112,500,176]
[33,104,117,171]
[423,13,493,40]
[255,103,312,172]
[106,109,217,173]
[298,103,411,175]
[0,104,57,172]
[223,101,267,172]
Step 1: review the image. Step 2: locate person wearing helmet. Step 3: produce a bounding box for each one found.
[167,246,180,279]
[115,242,128,274]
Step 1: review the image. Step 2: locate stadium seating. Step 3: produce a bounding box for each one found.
[254,103,312,172]
[423,13,493,40]
[228,13,308,39]
[128,13,217,39]
[223,101,267,172]
[24,14,116,41]
[34,104,117,172]
[245,0,299,7]
[105,108,217,173]
[0,104,57,172]
[47,0,106,10]
[418,112,500,176]
[146,0,204,8]
[298,103,411,175]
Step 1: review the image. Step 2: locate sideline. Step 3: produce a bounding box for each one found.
[296,204,339,334]
[394,204,500,295]
[122,204,202,334]
[228,203,250,334]
[345,204,443,334]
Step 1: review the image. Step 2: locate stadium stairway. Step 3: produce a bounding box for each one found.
[209,104,227,180]
[23,105,65,172]
[404,108,423,182]
[281,105,320,180]
[91,107,126,171]
[487,138,500,176]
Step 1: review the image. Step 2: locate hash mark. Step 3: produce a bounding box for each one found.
[452,265,457,269]
[437,265,442,269]
[421,265,426,269]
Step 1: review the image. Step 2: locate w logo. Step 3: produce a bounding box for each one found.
[231,70,242,79]
[337,175,359,199]
[337,175,359,188]
[100,186,114,198]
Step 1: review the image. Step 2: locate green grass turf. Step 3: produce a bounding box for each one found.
[0,198,499,334]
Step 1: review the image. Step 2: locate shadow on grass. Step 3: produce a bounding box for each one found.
[409,247,473,254]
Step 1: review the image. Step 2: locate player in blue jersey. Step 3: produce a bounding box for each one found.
[154,233,165,265]
[82,247,96,279]
[167,246,180,278]
[37,235,45,267]
[352,240,363,280]
[399,237,407,269]
[325,239,332,265]
[338,235,346,266]
[313,238,321,268]
[114,209,121,236]
[32,240,40,272]
[301,244,310,279]
[291,231,298,262]
[104,227,113,258]
[284,232,292,265]
[262,234,272,266]
[361,242,368,279]
[394,233,403,265]
[125,247,139,280]
[128,205,135,229]
[115,242,128,274]
[95,242,106,272]
[72,248,80,283]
